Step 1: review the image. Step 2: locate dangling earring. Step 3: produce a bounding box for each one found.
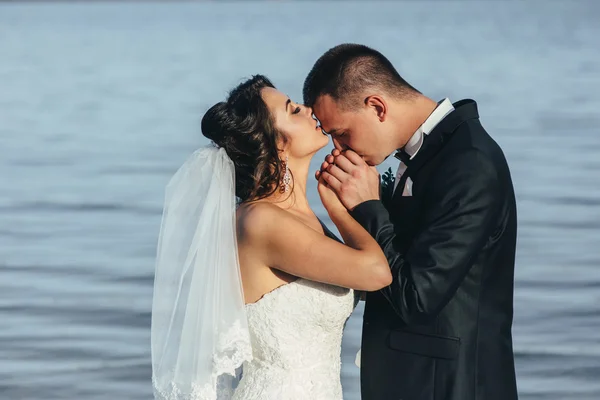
[280,155,291,193]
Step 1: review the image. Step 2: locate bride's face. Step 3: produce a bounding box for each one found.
[261,87,329,159]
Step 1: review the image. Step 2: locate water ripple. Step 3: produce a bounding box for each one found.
[0,1,598,400]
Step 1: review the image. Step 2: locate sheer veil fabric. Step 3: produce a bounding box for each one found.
[151,146,252,400]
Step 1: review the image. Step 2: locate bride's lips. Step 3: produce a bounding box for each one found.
[315,120,326,135]
[312,115,325,133]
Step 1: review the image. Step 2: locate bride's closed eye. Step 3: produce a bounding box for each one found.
[292,106,301,115]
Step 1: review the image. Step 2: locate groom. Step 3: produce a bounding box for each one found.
[304,44,518,400]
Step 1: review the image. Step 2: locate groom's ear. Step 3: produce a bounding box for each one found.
[364,95,387,122]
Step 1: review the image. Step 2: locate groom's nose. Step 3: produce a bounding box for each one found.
[332,138,345,151]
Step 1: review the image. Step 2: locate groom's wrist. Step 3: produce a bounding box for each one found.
[349,200,388,226]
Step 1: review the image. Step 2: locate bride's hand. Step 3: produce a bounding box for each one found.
[317,175,347,215]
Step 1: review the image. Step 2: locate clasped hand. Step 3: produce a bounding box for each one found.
[315,149,380,211]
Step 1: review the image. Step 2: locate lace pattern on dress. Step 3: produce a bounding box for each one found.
[153,319,253,400]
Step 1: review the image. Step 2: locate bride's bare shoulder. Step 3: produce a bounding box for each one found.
[236,202,288,242]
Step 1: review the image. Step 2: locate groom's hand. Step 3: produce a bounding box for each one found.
[315,149,380,211]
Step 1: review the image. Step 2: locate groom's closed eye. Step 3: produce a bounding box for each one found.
[328,129,346,138]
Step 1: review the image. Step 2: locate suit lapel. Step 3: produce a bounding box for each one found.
[391,171,411,204]
[391,99,480,204]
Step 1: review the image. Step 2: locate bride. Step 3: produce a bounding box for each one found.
[151,75,391,400]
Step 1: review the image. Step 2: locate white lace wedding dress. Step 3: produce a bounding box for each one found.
[231,278,357,400]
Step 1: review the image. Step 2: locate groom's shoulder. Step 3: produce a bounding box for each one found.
[447,115,505,161]
[437,120,508,183]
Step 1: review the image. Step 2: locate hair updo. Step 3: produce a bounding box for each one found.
[201,75,289,202]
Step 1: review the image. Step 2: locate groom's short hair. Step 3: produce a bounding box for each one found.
[303,43,420,109]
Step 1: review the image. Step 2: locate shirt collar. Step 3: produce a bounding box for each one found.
[404,98,455,159]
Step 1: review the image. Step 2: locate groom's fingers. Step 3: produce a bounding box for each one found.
[321,171,342,191]
[326,164,348,182]
[315,170,321,180]
[343,149,365,165]
[332,154,354,173]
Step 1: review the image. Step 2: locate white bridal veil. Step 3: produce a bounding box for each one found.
[151,146,252,400]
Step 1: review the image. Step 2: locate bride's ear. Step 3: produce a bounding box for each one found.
[364,95,387,122]
[277,139,290,156]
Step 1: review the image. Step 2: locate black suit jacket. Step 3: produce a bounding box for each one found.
[351,100,518,400]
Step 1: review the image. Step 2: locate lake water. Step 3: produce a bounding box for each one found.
[1,1,599,399]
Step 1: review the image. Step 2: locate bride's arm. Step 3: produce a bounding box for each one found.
[237,202,391,292]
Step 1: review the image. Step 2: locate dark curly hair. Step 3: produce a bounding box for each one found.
[201,75,290,203]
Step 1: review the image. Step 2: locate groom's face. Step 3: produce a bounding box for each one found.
[312,94,388,166]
